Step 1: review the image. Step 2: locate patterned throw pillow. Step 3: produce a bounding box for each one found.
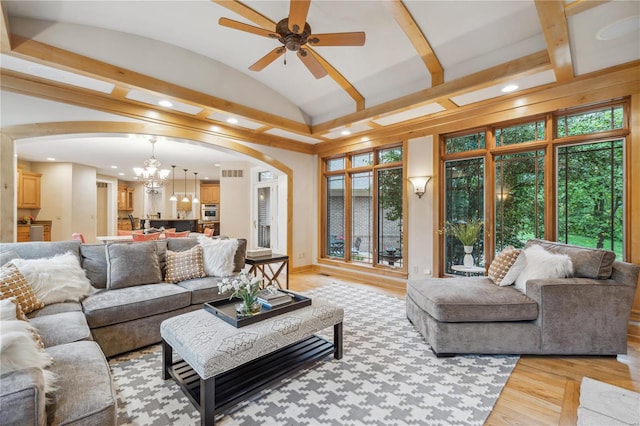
[0,263,45,314]
[488,246,525,286]
[165,245,206,283]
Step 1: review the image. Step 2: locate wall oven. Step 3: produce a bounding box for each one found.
[202,204,219,221]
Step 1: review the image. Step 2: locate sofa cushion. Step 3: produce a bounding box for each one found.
[106,242,162,289]
[82,284,191,328]
[0,241,80,261]
[45,341,117,426]
[11,252,95,305]
[488,246,524,286]
[525,239,615,279]
[29,311,92,347]
[175,276,227,304]
[515,245,573,293]
[27,301,83,318]
[80,244,108,289]
[0,263,44,314]
[165,245,206,283]
[407,277,538,322]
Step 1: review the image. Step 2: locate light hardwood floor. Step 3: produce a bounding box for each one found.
[289,271,640,426]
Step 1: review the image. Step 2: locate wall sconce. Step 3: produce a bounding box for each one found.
[408,176,431,199]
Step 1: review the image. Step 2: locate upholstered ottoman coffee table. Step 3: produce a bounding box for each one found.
[160,297,344,426]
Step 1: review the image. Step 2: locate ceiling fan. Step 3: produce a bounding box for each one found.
[218,0,365,79]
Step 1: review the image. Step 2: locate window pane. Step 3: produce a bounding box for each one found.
[258,171,274,182]
[351,153,373,168]
[378,147,402,164]
[351,172,372,263]
[557,140,624,259]
[495,120,545,146]
[378,167,403,268]
[557,106,624,137]
[326,175,345,258]
[495,150,545,251]
[445,132,485,154]
[327,157,345,171]
[444,158,484,274]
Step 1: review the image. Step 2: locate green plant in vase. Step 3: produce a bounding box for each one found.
[442,218,483,267]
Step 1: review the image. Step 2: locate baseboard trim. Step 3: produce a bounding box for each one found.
[290,265,313,274]
[311,264,407,293]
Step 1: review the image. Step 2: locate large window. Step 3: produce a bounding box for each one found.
[441,100,629,273]
[557,140,624,258]
[495,150,545,251]
[444,157,485,274]
[322,144,404,270]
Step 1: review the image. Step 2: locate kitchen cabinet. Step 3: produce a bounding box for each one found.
[17,169,42,209]
[117,219,132,231]
[200,183,220,204]
[117,184,134,211]
[17,222,51,242]
[177,196,192,211]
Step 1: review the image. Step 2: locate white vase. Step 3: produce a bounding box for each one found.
[463,245,474,267]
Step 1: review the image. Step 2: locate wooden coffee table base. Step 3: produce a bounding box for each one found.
[162,323,343,426]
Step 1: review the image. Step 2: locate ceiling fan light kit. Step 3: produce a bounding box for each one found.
[219,0,365,79]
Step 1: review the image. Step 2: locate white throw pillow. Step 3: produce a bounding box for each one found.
[11,252,95,305]
[197,237,239,277]
[0,320,56,393]
[514,245,573,293]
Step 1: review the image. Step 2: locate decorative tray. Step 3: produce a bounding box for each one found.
[204,290,311,328]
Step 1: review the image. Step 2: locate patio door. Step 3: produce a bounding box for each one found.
[254,182,278,249]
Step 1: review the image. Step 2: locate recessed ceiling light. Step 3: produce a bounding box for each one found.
[214,163,221,167]
[118,172,125,176]
[46,157,56,161]
[226,118,238,124]
[158,99,173,107]
[111,165,118,169]
[501,84,519,93]
[341,130,351,136]
[596,16,640,41]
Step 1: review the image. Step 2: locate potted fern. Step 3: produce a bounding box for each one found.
[442,219,483,266]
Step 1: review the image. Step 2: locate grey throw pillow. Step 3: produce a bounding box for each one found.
[80,244,108,288]
[106,242,162,289]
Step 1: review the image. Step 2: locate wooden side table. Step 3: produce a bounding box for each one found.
[245,253,289,289]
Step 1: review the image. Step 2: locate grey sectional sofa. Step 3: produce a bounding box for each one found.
[407,239,639,356]
[0,237,246,426]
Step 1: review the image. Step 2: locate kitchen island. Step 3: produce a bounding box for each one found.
[148,219,198,233]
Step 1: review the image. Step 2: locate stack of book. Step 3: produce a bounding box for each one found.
[257,290,293,309]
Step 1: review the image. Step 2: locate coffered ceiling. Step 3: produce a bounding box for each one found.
[1,0,639,172]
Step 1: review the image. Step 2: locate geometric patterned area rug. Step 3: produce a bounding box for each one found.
[109,282,518,425]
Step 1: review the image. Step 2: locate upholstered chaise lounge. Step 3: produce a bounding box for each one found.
[406,239,639,356]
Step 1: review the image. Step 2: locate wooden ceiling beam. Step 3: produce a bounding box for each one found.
[0,69,316,155]
[212,0,365,112]
[8,35,313,136]
[312,50,552,135]
[535,0,574,83]
[386,0,444,85]
[0,1,11,53]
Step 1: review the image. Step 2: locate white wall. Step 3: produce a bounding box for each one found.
[32,162,73,242]
[407,135,435,279]
[219,161,251,239]
[71,164,98,242]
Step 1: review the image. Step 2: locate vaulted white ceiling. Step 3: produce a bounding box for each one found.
[1,0,639,178]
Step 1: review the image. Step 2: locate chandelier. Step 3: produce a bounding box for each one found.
[133,137,171,193]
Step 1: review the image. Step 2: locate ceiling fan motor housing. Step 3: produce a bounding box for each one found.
[277,18,312,51]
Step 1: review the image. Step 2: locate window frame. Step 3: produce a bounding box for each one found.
[320,143,407,274]
[438,99,630,274]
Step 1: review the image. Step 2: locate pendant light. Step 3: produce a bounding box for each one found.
[182,169,189,203]
[169,165,177,201]
[193,172,199,204]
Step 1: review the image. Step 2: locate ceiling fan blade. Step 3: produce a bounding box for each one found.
[249,47,286,72]
[297,48,328,79]
[219,17,278,39]
[308,32,366,46]
[288,0,311,34]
